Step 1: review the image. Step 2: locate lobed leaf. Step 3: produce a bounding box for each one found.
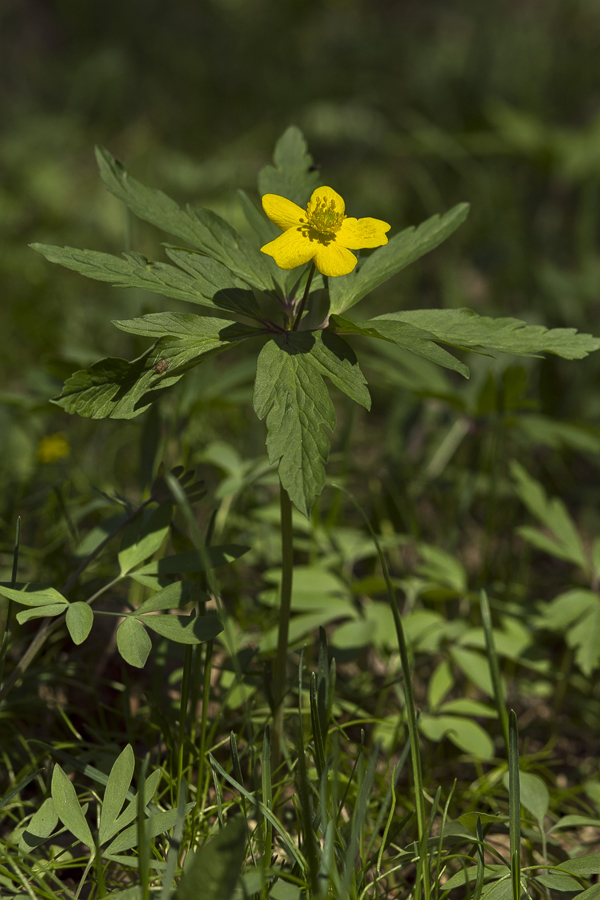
[30,244,260,317]
[52,317,258,420]
[253,331,370,515]
[257,125,320,207]
[329,202,470,315]
[95,147,275,291]
[375,307,600,361]
[104,805,194,856]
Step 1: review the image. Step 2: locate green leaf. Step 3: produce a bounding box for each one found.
[99,745,135,845]
[374,307,600,361]
[419,714,495,759]
[52,318,256,420]
[130,544,249,579]
[458,812,507,834]
[511,461,588,570]
[536,590,598,630]
[550,815,600,832]
[253,331,370,515]
[565,886,600,900]
[105,805,194,856]
[95,147,274,291]
[428,660,454,710]
[257,126,320,206]
[51,764,94,850]
[174,816,247,900]
[135,581,208,614]
[104,768,162,842]
[566,602,600,675]
[30,244,260,317]
[136,612,223,644]
[117,617,153,668]
[560,852,600,876]
[119,503,172,575]
[438,698,497,718]
[16,604,68,625]
[501,771,549,824]
[0,584,67,607]
[65,602,94,645]
[19,798,59,854]
[535,874,583,892]
[443,864,507,889]
[237,189,280,245]
[329,202,470,315]
[450,647,495,697]
[329,314,470,378]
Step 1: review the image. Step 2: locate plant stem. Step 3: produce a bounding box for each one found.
[291,263,315,331]
[272,482,294,769]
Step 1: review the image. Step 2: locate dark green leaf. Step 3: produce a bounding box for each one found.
[535,873,582,891]
[52,318,256,420]
[257,126,320,206]
[330,314,470,378]
[116,617,152,668]
[118,502,172,575]
[95,147,275,291]
[30,244,257,316]
[329,203,470,315]
[375,307,600,361]
[130,544,249,580]
[19,798,59,854]
[137,612,223,644]
[560,853,600,876]
[135,581,208,614]
[174,816,247,900]
[253,331,370,515]
[65,602,94,645]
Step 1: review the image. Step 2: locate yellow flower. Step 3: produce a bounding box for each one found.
[260,186,391,277]
[37,433,70,464]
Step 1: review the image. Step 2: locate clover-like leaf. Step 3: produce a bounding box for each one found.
[137,612,223,644]
[116,617,152,668]
[65,602,94,645]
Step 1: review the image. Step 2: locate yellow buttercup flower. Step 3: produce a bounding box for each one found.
[37,433,70,464]
[260,186,391,277]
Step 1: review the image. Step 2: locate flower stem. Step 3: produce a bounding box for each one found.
[272,481,294,769]
[291,263,315,331]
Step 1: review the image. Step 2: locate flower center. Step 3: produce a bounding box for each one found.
[306,196,345,234]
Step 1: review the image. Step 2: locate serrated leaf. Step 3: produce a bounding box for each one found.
[119,503,172,575]
[30,244,259,317]
[105,805,193,856]
[95,147,274,291]
[116,617,152,668]
[52,318,255,420]
[136,612,223,644]
[238,189,280,245]
[329,203,470,315]
[253,331,369,515]
[19,798,58,854]
[374,307,600,361]
[330,314,470,378]
[65,602,94,644]
[0,584,67,607]
[257,126,320,206]
[99,745,135,845]
[135,581,208,614]
[130,544,249,579]
[51,765,94,850]
[535,590,597,630]
[174,816,246,900]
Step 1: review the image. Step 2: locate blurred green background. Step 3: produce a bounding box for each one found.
[4,0,600,536]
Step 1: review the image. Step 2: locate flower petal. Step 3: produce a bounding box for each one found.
[307,186,346,217]
[261,194,306,231]
[314,241,357,277]
[261,227,317,270]
[336,217,391,249]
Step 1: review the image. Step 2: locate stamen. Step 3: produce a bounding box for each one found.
[306,195,345,234]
